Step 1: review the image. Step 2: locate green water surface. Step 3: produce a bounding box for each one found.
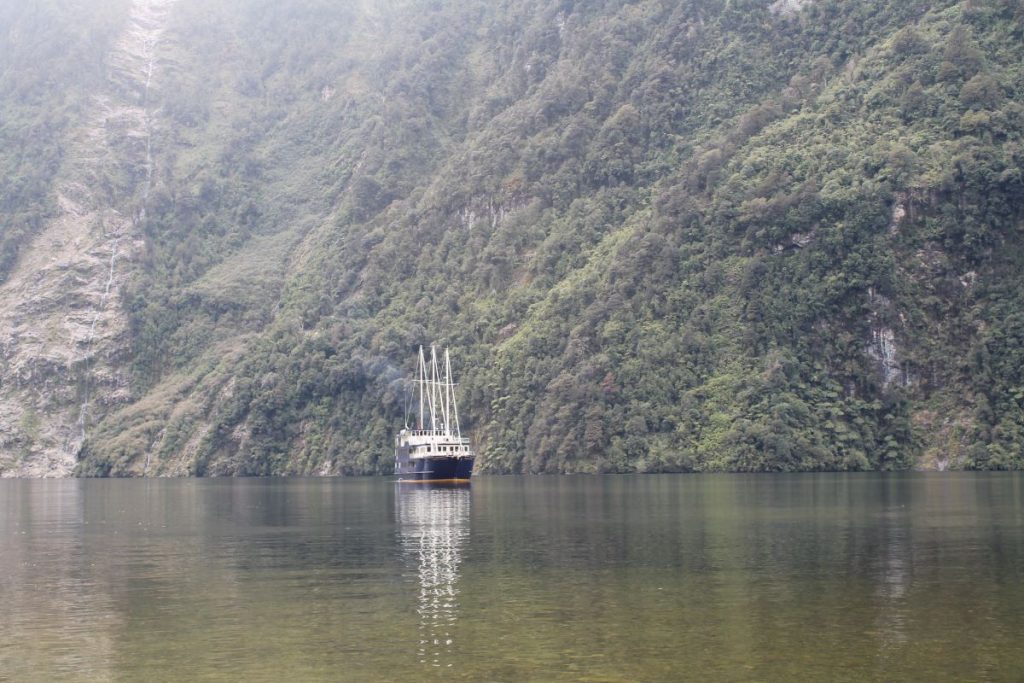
[1,474,1022,681]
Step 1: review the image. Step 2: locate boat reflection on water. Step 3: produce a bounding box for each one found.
[396,484,470,669]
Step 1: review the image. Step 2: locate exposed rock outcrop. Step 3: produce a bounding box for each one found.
[769,0,814,17]
[0,0,176,477]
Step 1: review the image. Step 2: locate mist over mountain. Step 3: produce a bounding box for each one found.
[1,0,1022,477]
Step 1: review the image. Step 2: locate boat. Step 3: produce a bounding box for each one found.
[394,345,475,483]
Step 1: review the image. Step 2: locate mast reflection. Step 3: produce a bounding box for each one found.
[397,484,470,669]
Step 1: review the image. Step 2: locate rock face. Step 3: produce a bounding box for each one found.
[768,0,814,17]
[0,0,175,477]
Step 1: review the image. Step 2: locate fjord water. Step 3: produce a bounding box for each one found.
[1,475,1022,681]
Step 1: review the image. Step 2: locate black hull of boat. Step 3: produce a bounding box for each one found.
[396,456,474,483]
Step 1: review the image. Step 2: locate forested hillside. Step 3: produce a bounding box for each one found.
[1,0,1022,476]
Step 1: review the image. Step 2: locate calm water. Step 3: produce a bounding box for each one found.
[1,474,1022,681]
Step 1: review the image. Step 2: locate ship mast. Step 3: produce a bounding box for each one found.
[414,345,462,437]
[427,346,438,431]
[446,348,461,439]
[417,346,427,430]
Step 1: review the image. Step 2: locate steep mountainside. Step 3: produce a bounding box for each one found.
[1,0,1022,477]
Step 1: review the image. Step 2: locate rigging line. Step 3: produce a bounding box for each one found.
[404,380,412,429]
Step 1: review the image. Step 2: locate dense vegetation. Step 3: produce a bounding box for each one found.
[4,0,1022,475]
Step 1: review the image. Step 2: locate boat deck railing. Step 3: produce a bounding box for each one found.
[404,429,470,442]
